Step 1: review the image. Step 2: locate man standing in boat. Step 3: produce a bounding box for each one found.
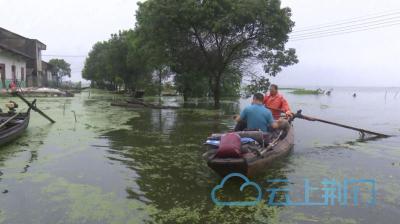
[234,93,277,132]
[264,84,293,120]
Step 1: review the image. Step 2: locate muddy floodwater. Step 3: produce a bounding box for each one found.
[0,87,400,224]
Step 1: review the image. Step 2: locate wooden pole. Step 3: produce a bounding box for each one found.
[13,92,56,123]
[264,106,391,138]
[293,110,391,138]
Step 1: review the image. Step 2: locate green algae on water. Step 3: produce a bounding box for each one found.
[290,89,323,95]
[154,200,281,224]
[0,210,5,224]
[179,108,223,116]
[42,177,156,224]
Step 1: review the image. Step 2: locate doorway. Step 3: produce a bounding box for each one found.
[0,64,5,88]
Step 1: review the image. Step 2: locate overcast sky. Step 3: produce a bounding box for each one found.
[1,0,399,87]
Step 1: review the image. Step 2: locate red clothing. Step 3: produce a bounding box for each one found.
[9,82,17,92]
[263,93,291,120]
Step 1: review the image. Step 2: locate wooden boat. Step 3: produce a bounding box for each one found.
[0,92,56,146]
[203,125,294,177]
[0,112,30,145]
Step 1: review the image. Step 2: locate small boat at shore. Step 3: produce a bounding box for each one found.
[203,125,294,177]
[0,111,30,145]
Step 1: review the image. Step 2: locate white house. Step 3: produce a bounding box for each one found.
[0,44,30,89]
[0,27,46,88]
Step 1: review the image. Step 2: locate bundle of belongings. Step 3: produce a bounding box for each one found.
[204,120,290,159]
[205,131,269,158]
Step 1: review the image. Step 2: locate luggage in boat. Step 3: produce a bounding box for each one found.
[215,133,242,158]
[203,124,294,177]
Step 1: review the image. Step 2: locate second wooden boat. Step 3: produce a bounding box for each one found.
[0,111,30,145]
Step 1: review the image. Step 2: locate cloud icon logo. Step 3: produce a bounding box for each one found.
[211,173,262,206]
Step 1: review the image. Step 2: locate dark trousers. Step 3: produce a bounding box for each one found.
[234,120,247,132]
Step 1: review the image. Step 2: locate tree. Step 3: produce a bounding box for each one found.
[125,30,153,93]
[244,76,271,98]
[136,0,298,107]
[82,41,111,88]
[82,30,153,92]
[48,59,71,85]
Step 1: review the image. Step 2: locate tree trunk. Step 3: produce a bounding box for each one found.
[158,70,162,104]
[183,88,189,102]
[158,70,162,97]
[213,75,221,109]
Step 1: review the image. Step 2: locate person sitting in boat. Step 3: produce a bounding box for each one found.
[234,93,277,132]
[264,84,292,120]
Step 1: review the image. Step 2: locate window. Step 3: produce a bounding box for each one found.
[21,67,25,81]
[11,65,16,81]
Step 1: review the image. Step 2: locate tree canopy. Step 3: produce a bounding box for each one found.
[82,0,298,106]
[136,0,298,107]
[82,30,154,92]
[48,58,71,83]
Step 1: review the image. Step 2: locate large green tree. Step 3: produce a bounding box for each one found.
[82,41,114,89]
[48,58,71,85]
[82,30,153,92]
[136,0,298,107]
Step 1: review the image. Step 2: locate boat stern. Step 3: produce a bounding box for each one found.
[207,158,248,177]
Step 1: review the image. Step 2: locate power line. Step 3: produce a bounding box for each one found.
[293,9,400,32]
[42,54,86,57]
[291,16,400,38]
[291,19,400,39]
[291,21,400,41]
[289,9,400,41]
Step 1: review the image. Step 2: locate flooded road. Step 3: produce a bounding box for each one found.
[0,88,399,224]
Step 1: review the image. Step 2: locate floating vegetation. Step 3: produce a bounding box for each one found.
[279,87,301,90]
[1,89,400,223]
[290,88,324,95]
[320,104,330,109]
[153,200,281,224]
[42,177,156,224]
[0,210,4,224]
[178,108,223,116]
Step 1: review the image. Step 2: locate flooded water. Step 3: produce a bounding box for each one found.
[0,87,399,224]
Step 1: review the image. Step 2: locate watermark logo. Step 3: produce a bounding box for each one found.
[211,173,376,207]
[211,173,262,206]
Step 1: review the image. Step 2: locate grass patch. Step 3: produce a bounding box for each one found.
[279,87,302,90]
[289,88,323,95]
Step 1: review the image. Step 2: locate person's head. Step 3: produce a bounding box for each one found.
[252,93,264,104]
[269,84,278,96]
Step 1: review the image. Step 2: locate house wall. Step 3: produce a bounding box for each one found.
[0,50,27,88]
[46,70,52,84]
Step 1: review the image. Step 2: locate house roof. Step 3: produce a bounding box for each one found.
[0,42,33,59]
[0,27,46,57]
[0,27,46,46]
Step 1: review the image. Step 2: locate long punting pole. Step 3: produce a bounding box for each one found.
[13,92,56,123]
[267,106,391,138]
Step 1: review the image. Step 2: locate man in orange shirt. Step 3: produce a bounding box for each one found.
[263,84,292,120]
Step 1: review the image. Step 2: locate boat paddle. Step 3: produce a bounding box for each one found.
[13,91,56,123]
[292,110,391,138]
[264,106,391,138]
